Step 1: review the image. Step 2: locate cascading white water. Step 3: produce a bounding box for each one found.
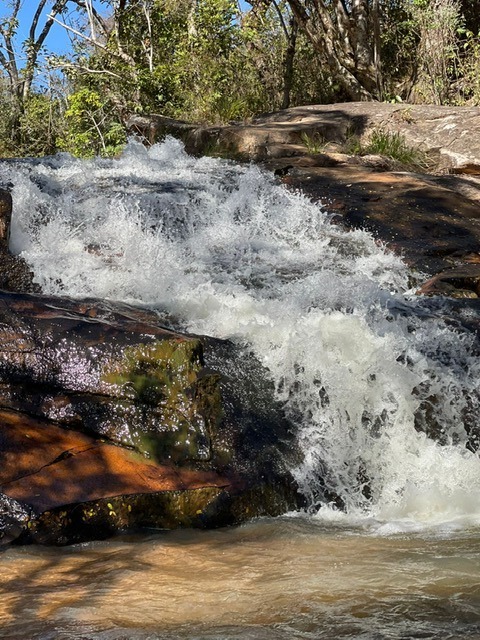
[2,137,480,532]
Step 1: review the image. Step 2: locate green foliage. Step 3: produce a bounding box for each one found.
[171,0,253,122]
[57,88,126,158]
[3,0,480,159]
[380,1,420,101]
[0,79,63,158]
[456,28,480,104]
[301,132,325,154]
[363,129,429,171]
[60,0,341,131]
[380,0,479,106]
[342,131,363,156]
[297,126,427,172]
[19,93,61,156]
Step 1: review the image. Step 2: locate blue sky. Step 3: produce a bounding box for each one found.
[0,1,106,62]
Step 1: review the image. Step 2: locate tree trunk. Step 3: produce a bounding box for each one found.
[286,0,379,100]
[281,20,297,109]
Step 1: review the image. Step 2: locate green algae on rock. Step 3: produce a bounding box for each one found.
[101,339,224,463]
[0,293,225,466]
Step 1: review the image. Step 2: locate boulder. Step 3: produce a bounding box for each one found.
[128,103,480,173]
[0,292,218,462]
[0,292,302,545]
[0,187,11,246]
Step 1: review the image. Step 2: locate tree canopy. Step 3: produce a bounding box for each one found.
[0,0,479,157]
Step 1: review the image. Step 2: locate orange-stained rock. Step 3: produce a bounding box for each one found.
[0,408,257,545]
[0,409,233,514]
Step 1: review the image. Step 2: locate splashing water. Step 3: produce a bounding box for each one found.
[2,138,480,533]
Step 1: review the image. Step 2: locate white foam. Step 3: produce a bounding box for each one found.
[2,138,479,531]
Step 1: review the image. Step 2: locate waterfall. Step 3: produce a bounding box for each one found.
[2,137,480,532]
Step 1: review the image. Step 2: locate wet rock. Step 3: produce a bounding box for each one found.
[282,164,480,281]
[0,292,222,464]
[0,293,302,545]
[0,408,236,545]
[0,493,34,545]
[0,188,12,246]
[0,187,40,294]
[0,252,42,294]
[417,265,480,297]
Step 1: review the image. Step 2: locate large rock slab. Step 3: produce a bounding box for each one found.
[0,292,302,545]
[0,409,238,545]
[250,103,480,173]
[128,103,480,173]
[280,164,480,280]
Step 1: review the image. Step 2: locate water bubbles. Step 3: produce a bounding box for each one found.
[2,137,480,530]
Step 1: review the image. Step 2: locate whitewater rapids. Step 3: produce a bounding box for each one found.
[1,137,479,534]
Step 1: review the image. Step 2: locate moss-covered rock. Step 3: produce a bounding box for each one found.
[0,292,226,465]
[0,294,304,545]
[100,340,223,462]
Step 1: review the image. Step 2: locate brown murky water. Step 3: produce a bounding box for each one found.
[1,516,479,640]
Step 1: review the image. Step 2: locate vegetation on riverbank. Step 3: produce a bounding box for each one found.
[0,0,479,159]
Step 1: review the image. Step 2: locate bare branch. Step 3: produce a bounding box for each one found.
[50,59,124,80]
[142,1,154,73]
[69,0,110,40]
[29,0,49,43]
[48,11,96,44]
[272,0,290,40]
[86,109,107,153]
[21,0,71,100]
[0,0,21,91]
[48,8,136,68]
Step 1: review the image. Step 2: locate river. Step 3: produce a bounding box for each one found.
[0,138,479,639]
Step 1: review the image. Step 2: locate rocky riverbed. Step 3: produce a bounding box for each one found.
[129,102,480,296]
[0,188,301,546]
[2,101,480,546]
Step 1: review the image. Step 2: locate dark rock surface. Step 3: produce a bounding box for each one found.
[280,165,480,283]
[0,188,40,294]
[0,292,220,462]
[0,292,302,545]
